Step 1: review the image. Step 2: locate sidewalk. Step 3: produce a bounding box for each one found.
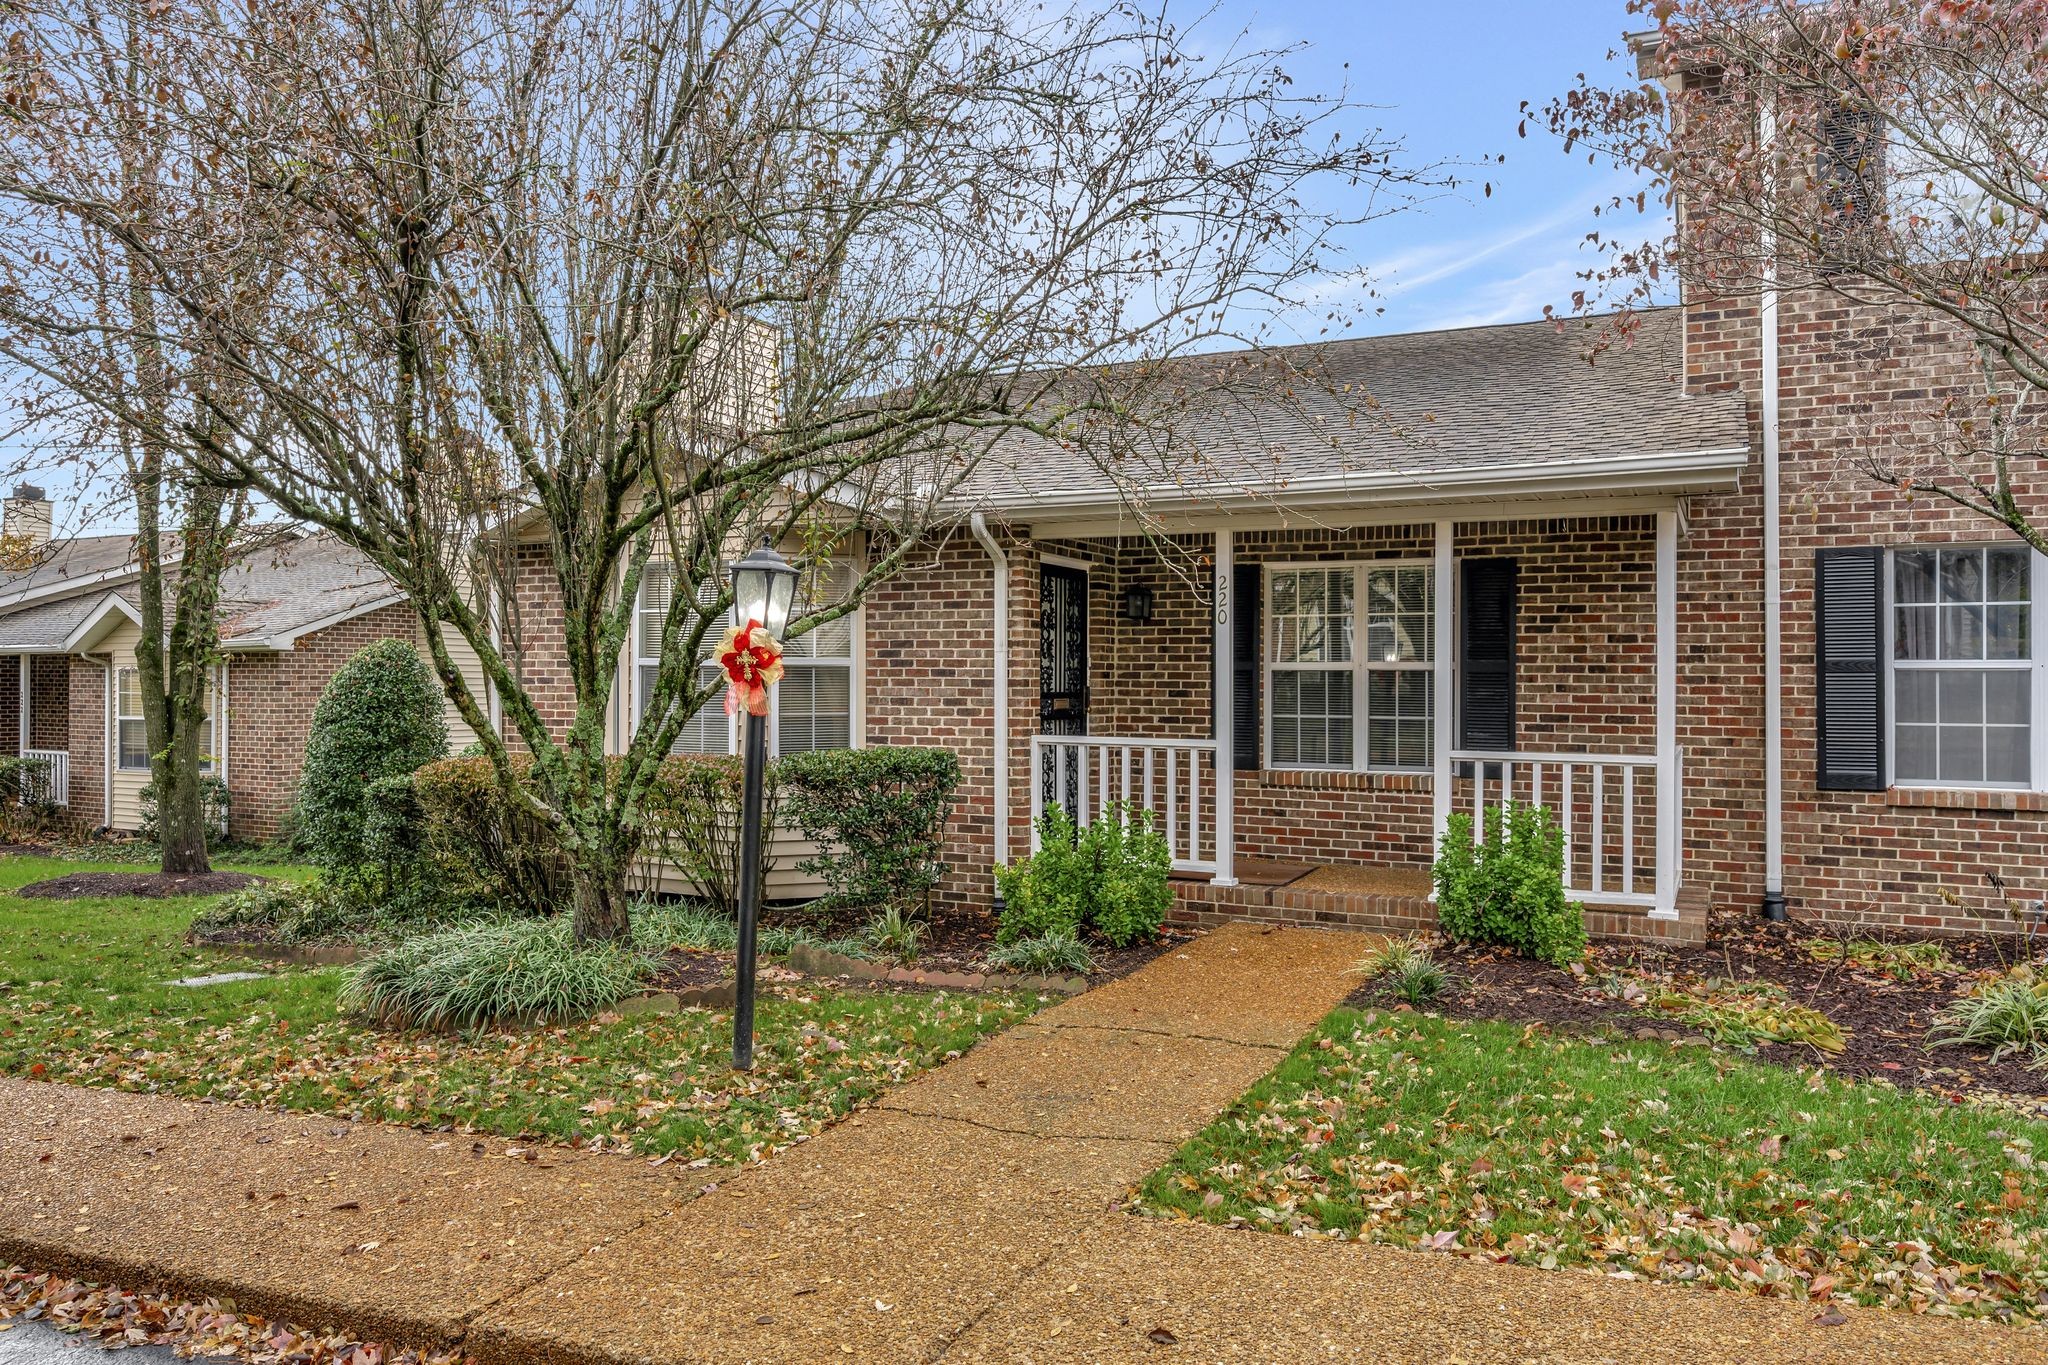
[1,923,2039,1363]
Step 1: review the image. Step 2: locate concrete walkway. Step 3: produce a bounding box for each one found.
[0,923,2039,1363]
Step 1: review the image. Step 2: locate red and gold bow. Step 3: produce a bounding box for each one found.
[717,618,784,717]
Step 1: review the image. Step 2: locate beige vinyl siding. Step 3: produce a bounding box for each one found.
[417,621,491,747]
[104,620,224,833]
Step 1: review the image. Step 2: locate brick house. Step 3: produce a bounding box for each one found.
[0,503,488,841]
[832,259,2047,945]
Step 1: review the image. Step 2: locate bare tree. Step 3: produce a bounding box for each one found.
[0,1,262,872]
[0,0,1444,942]
[1537,0,2048,534]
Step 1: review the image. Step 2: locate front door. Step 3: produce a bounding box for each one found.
[1039,563,1088,818]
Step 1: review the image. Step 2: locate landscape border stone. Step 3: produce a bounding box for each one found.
[784,941,1087,995]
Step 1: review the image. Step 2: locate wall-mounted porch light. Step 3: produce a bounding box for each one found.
[1121,582,1154,624]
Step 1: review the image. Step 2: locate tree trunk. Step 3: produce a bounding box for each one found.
[154,731,212,875]
[569,852,633,945]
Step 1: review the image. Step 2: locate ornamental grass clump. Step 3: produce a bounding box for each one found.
[341,918,654,1031]
[984,927,1094,976]
[1432,801,1586,967]
[1353,935,1448,1007]
[1930,967,2048,1065]
[1651,979,1847,1053]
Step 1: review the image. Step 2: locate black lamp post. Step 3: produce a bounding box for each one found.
[729,538,799,1071]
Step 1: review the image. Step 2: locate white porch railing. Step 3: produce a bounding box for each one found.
[1450,748,1682,911]
[21,748,67,807]
[1029,735,1221,874]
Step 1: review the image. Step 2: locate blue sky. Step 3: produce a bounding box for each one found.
[1222,0,1662,338]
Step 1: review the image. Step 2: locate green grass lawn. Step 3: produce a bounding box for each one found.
[0,856,1037,1163]
[1133,1007,2048,1323]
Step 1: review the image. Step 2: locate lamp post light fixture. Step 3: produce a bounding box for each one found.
[729,538,799,1071]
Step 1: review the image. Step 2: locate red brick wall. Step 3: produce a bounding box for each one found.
[29,655,67,750]
[1682,283,2048,934]
[501,542,577,747]
[222,602,425,840]
[66,659,104,827]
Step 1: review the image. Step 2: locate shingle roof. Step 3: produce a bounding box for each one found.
[949,307,1750,509]
[215,535,401,645]
[0,592,120,651]
[0,535,142,603]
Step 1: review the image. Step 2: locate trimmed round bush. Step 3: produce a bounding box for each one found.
[297,638,449,881]
[340,917,654,1030]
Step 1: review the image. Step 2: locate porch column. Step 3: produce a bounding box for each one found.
[1654,508,1680,918]
[1212,527,1236,886]
[15,654,26,755]
[1432,520,1453,861]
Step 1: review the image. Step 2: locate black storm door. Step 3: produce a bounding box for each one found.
[1039,564,1089,819]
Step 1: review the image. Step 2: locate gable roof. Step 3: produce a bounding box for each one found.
[0,534,148,611]
[950,307,1750,515]
[216,535,405,649]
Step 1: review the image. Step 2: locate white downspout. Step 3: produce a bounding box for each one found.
[101,656,113,831]
[1760,89,1787,921]
[969,513,1011,874]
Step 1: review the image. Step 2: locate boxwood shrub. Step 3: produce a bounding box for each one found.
[778,746,960,914]
[296,638,448,884]
[994,802,1170,948]
[1432,801,1586,967]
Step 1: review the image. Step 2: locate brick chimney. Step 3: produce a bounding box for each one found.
[2,484,53,548]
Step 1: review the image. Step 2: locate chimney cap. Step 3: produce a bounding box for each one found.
[10,484,46,502]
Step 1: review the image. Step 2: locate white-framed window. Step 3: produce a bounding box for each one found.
[1265,561,1433,772]
[114,667,213,771]
[632,556,858,758]
[1889,544,2041,789]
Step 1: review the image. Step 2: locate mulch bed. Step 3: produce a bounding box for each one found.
[648,948,737,992]
[1357,913,2048,1109]
[0,842,53,856]
[15,870,265,900]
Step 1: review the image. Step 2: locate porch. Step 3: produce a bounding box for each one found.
[0,653,70,807]
[1013,508,1696,935]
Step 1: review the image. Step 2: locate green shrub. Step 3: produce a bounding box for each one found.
[413,755,570,910]
[638,754,777,920]
[778,747,961,914]
[0,754,60,834]
[296,639,448,883]
[863,904,925,964]
[994,802,1170,948]
[189,879,367,946]
[984,927,1093,976]
[1431,802,1586,967]
[1930,968,2048,1064]
[1354,935,1448,1007]
[137,773,230,842]
[340,917,653,1030]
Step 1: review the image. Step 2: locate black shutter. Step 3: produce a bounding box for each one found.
[1231,562,1261,770]
[1816,547,1886,791]
[1458,558,1517,753]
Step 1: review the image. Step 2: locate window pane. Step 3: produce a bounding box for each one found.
[117,668,141,719]
[1940,548,1985,604]
[1896,670,1936,724]
[1269,668,1351,767]
[654,663,731,755]
[1362,567,1432,664]
[1896,724,1937,781]
[777,664,852,754]
[1989,547,2031,603]
[1895,549,1937,603]
[1941,605,1984,660]
[117,718,148,770]
[786,561,856,659]
[1938,724,1986,783]
[1938,670,1984,724]
[1987,671,2030,725]
[1895,605,1937,660]
[1988,728,2032,785]
[1987,605,2028,660]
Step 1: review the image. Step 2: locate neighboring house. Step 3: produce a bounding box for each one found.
[0,499,489,841]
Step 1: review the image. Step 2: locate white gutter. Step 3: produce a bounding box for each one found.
[969,513,1011,875]
[1760,90,1787,922]
[962,446,1753,519]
